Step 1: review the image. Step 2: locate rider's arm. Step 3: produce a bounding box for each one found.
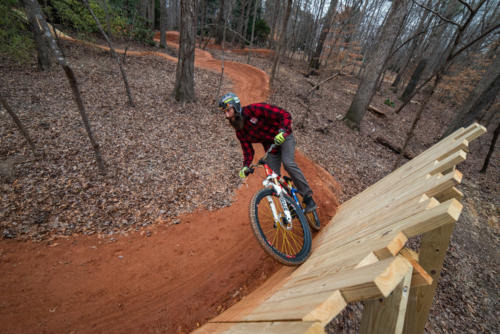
[252,103,292,136]
[237,133,254,167]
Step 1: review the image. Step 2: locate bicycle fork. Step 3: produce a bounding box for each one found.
[263,174,293,230]
[265,193,293,231]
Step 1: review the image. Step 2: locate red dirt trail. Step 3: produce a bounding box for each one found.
[0,32,340,333]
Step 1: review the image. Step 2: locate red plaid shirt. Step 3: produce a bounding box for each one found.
[235,103,292,167]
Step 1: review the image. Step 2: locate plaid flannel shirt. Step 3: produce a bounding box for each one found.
[235,103,292,167]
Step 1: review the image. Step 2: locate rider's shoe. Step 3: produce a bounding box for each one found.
[303,196,317,213]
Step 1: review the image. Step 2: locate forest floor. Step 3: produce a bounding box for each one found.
[0,33,498,334]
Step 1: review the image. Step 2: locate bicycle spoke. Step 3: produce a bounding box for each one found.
[287,230,303,251]
[283,231,296,255]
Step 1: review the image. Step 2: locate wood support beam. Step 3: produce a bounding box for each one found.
[403,223,455,334]
[360,266,413,334]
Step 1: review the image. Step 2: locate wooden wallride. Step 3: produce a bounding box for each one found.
[193,123,486,334]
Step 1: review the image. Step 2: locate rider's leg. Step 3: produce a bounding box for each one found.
[266,149,282,176]
[280,134,317,212]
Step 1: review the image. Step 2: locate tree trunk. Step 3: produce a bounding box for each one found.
[83,0,135,107]
[173,0,196,102]
[247,0,259,64]
[391,0,433,90]
[269,0,280,49]
[160,0,168,48]
[240,0,251,48]
[0,96,37,154]
[306,0,326,64]
[442,53,500,137]
[21,0,52,70]
[100,0,112,37]
[215,0,225,44]
[233,0,247,46]
[344,0,411,130]
[269,0,293,89]
[480,118,500,173]
[149,0,155,30]
[22,0,106,174]
[400,58,427,102]
[198,0,206,48]
[309,0,338,70]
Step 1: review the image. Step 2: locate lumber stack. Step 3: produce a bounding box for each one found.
[193,123,486,334]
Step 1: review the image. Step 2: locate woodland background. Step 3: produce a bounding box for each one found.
[1,0,499,333]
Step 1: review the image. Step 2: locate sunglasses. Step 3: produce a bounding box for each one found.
[219,106,232,113]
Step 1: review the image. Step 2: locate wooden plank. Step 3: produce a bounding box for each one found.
[403,223,455,334]
[360,266,413,334]
[452,122,487,142]
[303,290,347,324]
[325,170,461,241]
[429,150,466,175]
[242,256,412,323]
[211,266,296,322]
[400,199,462,238]
[434,186,463,202]
[191,322,233,334]
[302,200,459,287]
[296,232,408,283]
[355,252,381,268]
[339,138,468,211]
[399,248,433,287]
[194,321,325,334]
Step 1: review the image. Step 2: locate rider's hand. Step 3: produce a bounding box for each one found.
[274,131,286,145]
[239,166,250,179]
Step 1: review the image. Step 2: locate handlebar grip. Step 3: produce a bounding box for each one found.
[245,167,255,176]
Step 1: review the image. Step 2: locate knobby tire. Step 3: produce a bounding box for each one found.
[249,188,312,265]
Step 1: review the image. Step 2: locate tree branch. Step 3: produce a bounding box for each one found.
[412,0,461,27]
[307,72,340,96]
[457,0,473,13]
[450,23,500,60]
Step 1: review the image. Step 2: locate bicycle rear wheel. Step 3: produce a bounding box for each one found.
[291,185,321,232]
[304,208,321,231]
[249,188,312,265]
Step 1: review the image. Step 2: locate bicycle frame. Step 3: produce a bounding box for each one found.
[247,144,305,231]
[261,164,303,230]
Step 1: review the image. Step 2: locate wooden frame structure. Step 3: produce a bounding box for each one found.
[193,123,486,334]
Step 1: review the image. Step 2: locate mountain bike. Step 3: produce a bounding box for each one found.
[245,144,320,266]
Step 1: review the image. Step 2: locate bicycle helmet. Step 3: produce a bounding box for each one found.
[219,92,242,115]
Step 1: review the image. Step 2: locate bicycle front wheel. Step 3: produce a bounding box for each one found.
[249,188,312,265]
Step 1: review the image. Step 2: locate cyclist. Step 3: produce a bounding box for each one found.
[219,92,317,213]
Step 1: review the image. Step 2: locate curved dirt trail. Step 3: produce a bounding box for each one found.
[0,33,340,333]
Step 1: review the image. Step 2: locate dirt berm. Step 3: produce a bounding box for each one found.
[0,32,340,333]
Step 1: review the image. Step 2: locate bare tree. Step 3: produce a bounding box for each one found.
[343,0,412,130]
[309,0,338,70]
[215,0,225,44]
[247,0,260,64]
[442,52,500,137]
[394,0,500,168]
[480,116,499,173]
[160,0,168,48]
[0,96,37,154]
[22,0,106,174]
[83,0,135,107]
[269,0,293,89]
[20,0,52,70]
[173,0,196,102]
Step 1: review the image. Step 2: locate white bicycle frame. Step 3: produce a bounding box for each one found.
[262,172,293,230]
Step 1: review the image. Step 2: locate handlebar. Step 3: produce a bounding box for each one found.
[245,144,278,176]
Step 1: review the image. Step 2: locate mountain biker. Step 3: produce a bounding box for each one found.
[219,92,317,213]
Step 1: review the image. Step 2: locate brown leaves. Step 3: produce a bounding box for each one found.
[0,40,239,240]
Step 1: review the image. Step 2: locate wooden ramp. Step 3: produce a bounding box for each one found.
[193,123,486,334]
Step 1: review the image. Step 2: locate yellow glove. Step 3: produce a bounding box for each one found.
[239,166,250,179]
[274,131,286,145]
